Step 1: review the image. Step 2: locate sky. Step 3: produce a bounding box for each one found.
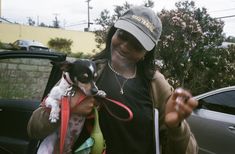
[1,0,235,36]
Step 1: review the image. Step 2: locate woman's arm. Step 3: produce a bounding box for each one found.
[165,120,198,154]
[150,71,198,154]
[27,106,59,139]
[27,94,97,139]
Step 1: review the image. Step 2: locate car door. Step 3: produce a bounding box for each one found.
[0,50,66,154]
[187,88,235,154]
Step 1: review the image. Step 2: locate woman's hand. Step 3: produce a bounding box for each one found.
[165,88,198,128]
[70,93,98,116]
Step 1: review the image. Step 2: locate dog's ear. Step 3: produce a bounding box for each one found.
[51,61,72,71]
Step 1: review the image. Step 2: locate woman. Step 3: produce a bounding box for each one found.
[28,6,198,154]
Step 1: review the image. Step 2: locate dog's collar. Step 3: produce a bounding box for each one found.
[63,72,73,85]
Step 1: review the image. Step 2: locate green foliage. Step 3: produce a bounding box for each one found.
[27,17,35,26]
[144,0,155,7]
[94,8,113,49]
[39,22,48,27]
[156,0,234,95]
[52,16,60,28]
[69,52,93,59]
[188,46,235,94]
[0,41,15,50]
[48,37,73,54]
[0,41,3,48]
[94,1,154,49]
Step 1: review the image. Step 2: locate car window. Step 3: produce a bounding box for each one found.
[199,90,235,115]
[0,58,53,101]
[29,46,49,52]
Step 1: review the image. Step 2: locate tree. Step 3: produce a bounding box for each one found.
[27,17,35,26]
[52,15,60,28]
[144,0,154,7]
[39,22,48,27]
[70,52,93,59]
[188,45,235,94]
[0,41,3,48]
[156,0,235,94]
[48,38,73,54]
[94,9,114,49]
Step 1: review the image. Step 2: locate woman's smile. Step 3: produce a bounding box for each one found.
[111,30,146,63]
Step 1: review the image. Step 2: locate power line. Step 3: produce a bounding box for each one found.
[210,8,235,13]
[215,14,235,19]
[65,22,88,27]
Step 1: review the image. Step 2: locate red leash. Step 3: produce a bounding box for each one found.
[60,97,70,154]
[60,91,87,154]
[101,97,133,121]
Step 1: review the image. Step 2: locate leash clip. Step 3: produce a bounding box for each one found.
[64,86,76,97]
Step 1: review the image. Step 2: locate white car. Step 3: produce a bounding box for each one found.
[12,39,49,51]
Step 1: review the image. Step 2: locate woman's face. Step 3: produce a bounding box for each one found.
[111,29,147,63]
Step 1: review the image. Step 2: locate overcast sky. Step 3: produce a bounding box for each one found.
[1,0,235,36]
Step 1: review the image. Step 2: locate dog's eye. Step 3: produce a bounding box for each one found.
[78,73,90,83]
[83,73,89,78]
[94,73,97,78]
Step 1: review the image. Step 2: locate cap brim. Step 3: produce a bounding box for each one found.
[114,20,155,51]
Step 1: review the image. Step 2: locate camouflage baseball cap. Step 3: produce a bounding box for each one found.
[114,6,162,51]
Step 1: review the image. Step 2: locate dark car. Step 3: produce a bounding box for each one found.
[0,50,66,154]
[1,50,234,154]
[187,86,235,154]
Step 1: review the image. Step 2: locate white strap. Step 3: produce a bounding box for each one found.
[154,109,160,154]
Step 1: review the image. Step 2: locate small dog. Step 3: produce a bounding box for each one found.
[37,59,106,154]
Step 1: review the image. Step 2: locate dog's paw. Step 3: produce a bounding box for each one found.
[49,113,59,123]
[96,90,106,98]
[49,108,60,123]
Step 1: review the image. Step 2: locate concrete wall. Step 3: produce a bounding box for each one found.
[0,56,77,100]
[0,23,102,54]
[0,58,52,100]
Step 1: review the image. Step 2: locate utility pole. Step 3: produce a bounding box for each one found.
[53,13,60,28]
[37,16,39,26]
[86,0,92,31]
[0,0,2,18]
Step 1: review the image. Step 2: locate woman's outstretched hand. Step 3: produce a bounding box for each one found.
[165,88,198,128]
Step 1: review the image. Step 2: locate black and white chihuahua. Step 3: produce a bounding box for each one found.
[37,59,106,154]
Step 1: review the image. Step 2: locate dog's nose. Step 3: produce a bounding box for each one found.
[91,87,98,95]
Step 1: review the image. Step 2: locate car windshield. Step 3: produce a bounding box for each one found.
[0,58,53,101]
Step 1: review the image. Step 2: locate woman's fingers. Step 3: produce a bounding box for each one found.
[165,88,198,128]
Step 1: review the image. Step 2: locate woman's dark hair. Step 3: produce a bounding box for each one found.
[92,26,157,80]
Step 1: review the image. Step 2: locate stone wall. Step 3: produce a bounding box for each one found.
[0,58,53,100]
